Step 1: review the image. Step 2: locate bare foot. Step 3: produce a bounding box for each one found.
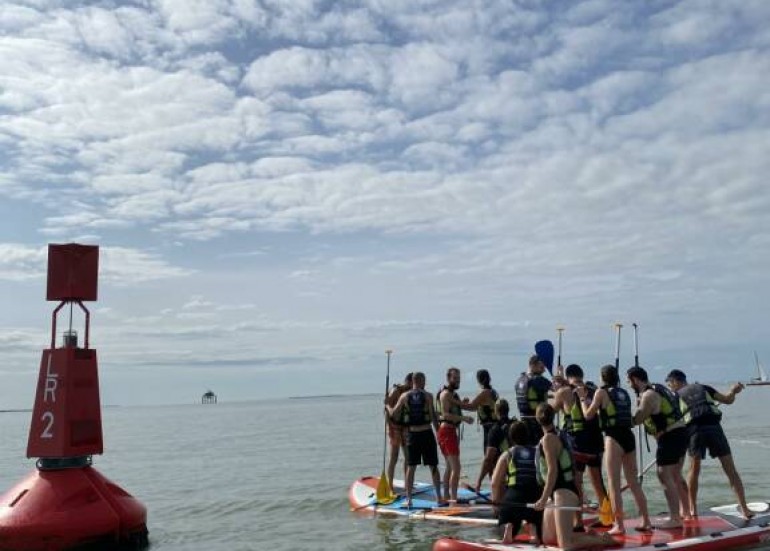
[656,518,683,529]
[741,508,756,520]
[437,499,449,507]
[608,525,626,535]
[634,524,653,533]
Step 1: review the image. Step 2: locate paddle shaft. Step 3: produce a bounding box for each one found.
[557,327,564,368]
[632,323,645,481]
[623,458,656,492]
[382,350,392,474]
[614,323,623,370]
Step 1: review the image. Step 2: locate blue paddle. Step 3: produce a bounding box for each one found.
[535,340,554,375]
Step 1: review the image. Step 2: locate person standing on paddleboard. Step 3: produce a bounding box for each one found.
[532,404,615,551]
[627,366,690,529]
[552,364,611,529]
[665,369,754,519]
[490,420,543,545]
[385,372,413,495]
[475,399,514,493]
[462,369,500,489]
[578,365,651,535]
[386,371,446,508]
[436,367,475,503]
[516,355,552,446]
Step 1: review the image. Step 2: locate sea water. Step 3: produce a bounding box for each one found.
[1,387,769,550]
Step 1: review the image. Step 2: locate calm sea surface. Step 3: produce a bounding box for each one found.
[2,386,769,551]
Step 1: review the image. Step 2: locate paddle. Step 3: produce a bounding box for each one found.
[460,482,493,503]
[535,340,554,375]
[632,323,650,484]
[621,459,656,492]
[556,326,565,371]
[376,350,396,504]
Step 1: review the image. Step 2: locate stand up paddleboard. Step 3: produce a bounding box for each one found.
[433,502,770,551]
[349,476,499,526]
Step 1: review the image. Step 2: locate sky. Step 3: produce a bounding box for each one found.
[1,0,769,408]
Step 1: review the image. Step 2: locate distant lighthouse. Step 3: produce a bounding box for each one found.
[0,244,148,550]
[202,390,218,404]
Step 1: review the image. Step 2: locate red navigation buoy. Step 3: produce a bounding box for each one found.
[0,244,148,551]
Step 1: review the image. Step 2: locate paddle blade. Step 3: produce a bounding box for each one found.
[599,497,614,525]
[535,340,554,374]
[376,472,396,503]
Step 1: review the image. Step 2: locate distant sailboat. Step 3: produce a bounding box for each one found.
[747,351,770,386]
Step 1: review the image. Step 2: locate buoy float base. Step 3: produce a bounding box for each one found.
[0,467,148,551]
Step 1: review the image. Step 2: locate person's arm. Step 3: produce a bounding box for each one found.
[490,452,509,512]
[632,390,655,426]
[426,392,440,431]
[533,436,558,510]
[578,387,604,420]
[386,392,407,418]
[464,389,490,409]
[710,383,743,405]
[440,391,474,424]
[550,386,569,411]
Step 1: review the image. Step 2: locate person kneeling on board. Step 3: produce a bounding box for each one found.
[490,420,543,545]
[665,369,753,519]
[532,404,615,551]
[627,366,690,529]
[436,367,475,503]
[387,371,446,508]
[385,372,413,495]
[475,399,514,493]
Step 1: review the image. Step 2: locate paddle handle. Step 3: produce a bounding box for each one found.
[632,323,639,368]
[613,323,623,369]
[556,327,564,368]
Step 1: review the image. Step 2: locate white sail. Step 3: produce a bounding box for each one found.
[754,351,768,382]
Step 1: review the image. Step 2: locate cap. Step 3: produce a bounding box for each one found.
[666,369,687,383]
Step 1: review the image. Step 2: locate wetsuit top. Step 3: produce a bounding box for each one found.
[643,383,683,435]
[487,417,512,453]
[599,386,633,430]
[403,389,431,427]
[515,373,552,417]
[535,429,575,490]
[677,383,722,426]
[436,386,461,426]
[477,388,499,425]
[565,382,600,434]
[506,445,538,488]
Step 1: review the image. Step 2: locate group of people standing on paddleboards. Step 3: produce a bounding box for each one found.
[384,355,753,550]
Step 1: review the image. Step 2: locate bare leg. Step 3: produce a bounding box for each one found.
[604,437,626,534]
[588,464,609,503]
[718,454,753,518]
[442,456,450,501]
[554,489,616,551]
[622,449,651,530]
[447,455,461,501]
[405,465,417,507]
[676,456,692,520]
[688,456,701,517]
[476,449,498,493]
[656,464,683,528]
[387,441,400,494]
[429,465,446,505]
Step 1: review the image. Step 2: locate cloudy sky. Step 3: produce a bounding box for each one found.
[1,0,768,407]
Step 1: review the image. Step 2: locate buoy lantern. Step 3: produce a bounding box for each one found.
[0,244,148,551]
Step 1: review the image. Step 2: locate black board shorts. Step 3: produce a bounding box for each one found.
[656,427,688,466]
[406,429,439,466]
[688,423,731,459]
[499,485,543,539]
[604,427,636,454]
[572,429,604,471]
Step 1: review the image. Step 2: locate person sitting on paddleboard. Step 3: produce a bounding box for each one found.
[665,369,754,519]
[490,420,543,545]
[578,365,652,535]
[475,399,515,493]
[532,404,615,551]
[387,371,446,508]
[385,372,413,495]
[551,364,611,529]
[436,367,475,503]
[628,366,690,529]
[515,355,552,446]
